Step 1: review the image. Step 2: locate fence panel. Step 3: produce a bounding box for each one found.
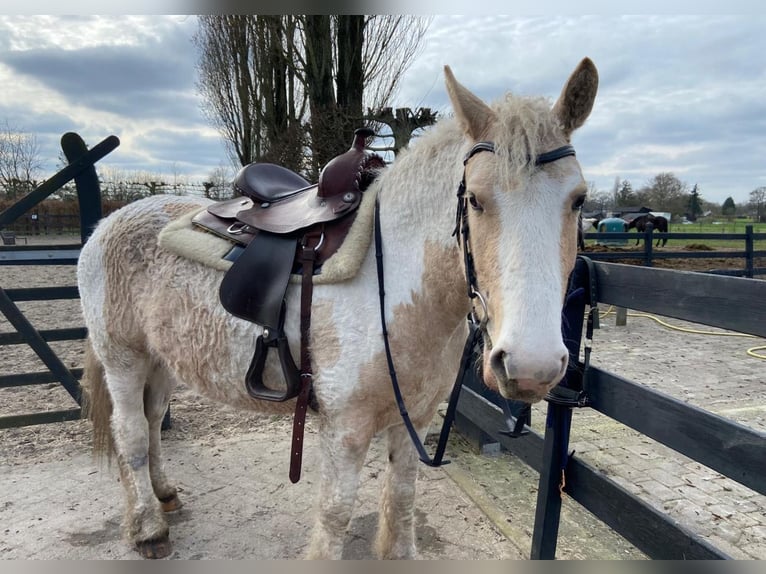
[0,133,116,429]
[455,260,766,559]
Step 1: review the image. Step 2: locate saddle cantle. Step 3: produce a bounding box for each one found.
[201,127,384,408]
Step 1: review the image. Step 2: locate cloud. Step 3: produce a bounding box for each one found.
[0,15,221,183]
[0,14,764,205]
[396,15,766,204]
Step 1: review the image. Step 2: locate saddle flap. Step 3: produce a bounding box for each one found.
[219,232,297,328]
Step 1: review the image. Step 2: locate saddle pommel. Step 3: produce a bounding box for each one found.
[318,128,375,210]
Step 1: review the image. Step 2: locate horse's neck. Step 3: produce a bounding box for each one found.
[375,141,468,321]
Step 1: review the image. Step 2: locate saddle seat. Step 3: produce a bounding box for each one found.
[235,163,312,204]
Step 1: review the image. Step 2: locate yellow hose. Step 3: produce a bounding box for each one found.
[599,306,766,360]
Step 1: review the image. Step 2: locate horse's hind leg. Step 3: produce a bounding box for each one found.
[144,364,180,512]
[375,424,420,559]
[104,353,172,558]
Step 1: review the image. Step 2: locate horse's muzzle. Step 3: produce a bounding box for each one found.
[486,345,568,402]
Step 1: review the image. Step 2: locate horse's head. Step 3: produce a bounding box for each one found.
[445,58,598,403]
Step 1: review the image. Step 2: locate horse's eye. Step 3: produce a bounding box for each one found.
[468,194,484,211]
[572,195,586,211]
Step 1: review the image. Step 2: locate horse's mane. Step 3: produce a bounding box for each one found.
[402,93,561,180]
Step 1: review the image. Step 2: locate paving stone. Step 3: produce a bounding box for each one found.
[606,474,644,496]
[646,467,688,489]
[726,510,762,531]
[708,520,744,544]
[673,484,720,507]
[636,479,683,503]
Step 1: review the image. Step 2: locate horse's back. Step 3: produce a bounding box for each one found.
[78,195,212,347]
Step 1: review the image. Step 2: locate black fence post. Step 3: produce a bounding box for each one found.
[643,222,654,267]
[61,132,104,244]
[745,225,754,279]
[530,403,573,559]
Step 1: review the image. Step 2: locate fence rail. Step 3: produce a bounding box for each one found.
[583,224,766,277]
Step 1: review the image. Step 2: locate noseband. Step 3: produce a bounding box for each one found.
[454,142,576,348]
[375,140,576,468]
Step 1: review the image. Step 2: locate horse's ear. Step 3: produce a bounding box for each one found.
[552,57,599,138]
[444,65,496,141]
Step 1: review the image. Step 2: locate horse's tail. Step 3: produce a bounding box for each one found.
[80,338,114,461]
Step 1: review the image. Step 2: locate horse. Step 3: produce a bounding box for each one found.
[77,57,598,560]
[577,214,599,250]
[628,214,668,246]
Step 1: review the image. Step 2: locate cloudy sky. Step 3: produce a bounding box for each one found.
[0,13,764,205]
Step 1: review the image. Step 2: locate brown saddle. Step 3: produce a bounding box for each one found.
[196,128,384,405]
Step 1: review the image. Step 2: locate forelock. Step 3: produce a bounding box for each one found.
[490,94,564,182]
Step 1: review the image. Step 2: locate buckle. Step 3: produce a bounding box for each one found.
[544,385,589,408]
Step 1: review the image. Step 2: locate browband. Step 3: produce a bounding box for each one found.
[463,142,576,166]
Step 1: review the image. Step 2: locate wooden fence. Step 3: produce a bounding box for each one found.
[455,261,765,559]
[583,224,766,277]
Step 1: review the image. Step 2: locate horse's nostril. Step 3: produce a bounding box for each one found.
[489,349,508,378]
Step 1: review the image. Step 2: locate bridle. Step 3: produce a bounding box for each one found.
[374,140,576,467]
[454,141,576,351]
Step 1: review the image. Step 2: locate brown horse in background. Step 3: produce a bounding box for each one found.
[628,214,668,246]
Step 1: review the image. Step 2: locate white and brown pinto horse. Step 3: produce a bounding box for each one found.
[78,58,598,559]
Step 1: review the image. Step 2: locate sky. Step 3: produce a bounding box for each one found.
[0,12,764,206]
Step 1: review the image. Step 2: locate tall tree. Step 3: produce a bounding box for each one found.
[613,179,636,206]
[686,183,703,221]
[194,15,430,179]
[721,196,736,217]
[638,172,688,215]
[194,16,306,172]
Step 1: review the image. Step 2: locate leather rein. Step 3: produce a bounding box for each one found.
[374,141,576,466]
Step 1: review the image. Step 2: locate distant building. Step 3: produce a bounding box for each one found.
[612,206,653,222]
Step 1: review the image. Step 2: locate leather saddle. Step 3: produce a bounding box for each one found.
[194,128,383,403]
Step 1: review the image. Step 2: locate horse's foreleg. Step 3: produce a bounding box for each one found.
[375,424,420,559]
[306,418,373,560]
[144,365,180,512]
[105,356,171,558]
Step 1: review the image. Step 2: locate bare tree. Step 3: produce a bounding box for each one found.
[749,186,766,222]
[203,163,235,201]
[194,16,307,172]
[0,121,43,199]
[361,16,431,112]
[637,172,688,215]
[194,15,430,179]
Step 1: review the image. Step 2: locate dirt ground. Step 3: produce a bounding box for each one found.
[1,238,764,559]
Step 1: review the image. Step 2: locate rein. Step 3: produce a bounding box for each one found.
[374,141,577,467]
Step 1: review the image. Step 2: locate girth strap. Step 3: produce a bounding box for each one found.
[289,230,322,483]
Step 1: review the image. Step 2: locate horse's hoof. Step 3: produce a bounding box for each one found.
[159,494,182,512]
[136,536,172,559]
